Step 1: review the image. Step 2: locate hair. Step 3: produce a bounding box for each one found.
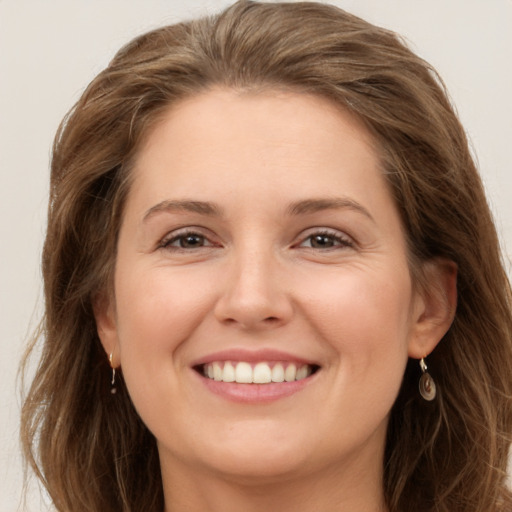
[20,1,512,511]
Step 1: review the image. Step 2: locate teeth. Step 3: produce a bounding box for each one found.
[284,363,297,382]
[222,361,235,382]
[213,362,223,381]
[235,362,252,383]
[253,362,272,384]
[271,363,285,383]
[296,365,309,380]
[202,361,314,384]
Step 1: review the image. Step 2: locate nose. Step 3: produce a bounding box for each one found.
[214,247,294,330]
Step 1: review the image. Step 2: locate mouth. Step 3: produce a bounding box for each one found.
[193,361,320,384]
[191,350,321,403]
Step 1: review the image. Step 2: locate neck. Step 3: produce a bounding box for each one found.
[161,450,388,512]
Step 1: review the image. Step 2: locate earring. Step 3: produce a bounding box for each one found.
[109,353,117,395]
[419,357,436,401]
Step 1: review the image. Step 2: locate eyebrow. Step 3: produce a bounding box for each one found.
[143,200,223,222]
[286,197,374,221]
[142,197,374,222]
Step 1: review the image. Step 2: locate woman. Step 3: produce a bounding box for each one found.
[20,1,512,511]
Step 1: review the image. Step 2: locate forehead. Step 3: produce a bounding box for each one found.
[130,88,384,199]
[141,87,377,149]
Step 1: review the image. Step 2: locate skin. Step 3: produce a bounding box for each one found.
[95,89,456,512]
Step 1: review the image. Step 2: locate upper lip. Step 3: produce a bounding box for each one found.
[190,348,320,368]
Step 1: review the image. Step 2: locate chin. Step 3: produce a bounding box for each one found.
[172,422,317,481]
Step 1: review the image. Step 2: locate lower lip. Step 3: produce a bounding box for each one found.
[194,371,317,403]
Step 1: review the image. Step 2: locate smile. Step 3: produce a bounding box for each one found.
[192,350,321,403]
[201,361,318,384]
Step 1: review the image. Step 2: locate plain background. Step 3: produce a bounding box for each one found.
[1,0,511,510]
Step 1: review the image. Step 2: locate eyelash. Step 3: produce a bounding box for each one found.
[296,229,354,250]
[157,228,354,252]
[158,229,215,251]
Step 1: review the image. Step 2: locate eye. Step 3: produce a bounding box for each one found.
[299,230,354,249]
[159,230,215,250]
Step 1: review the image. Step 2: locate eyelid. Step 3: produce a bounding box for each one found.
[157,226,221,250]
[294,227,355,249]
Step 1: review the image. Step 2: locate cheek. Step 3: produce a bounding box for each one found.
[114,266,215,374]
[112,265,220,433]
[299,264,414,372]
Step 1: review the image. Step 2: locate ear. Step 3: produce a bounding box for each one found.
[92,292,120,367]
[408,258,457,359]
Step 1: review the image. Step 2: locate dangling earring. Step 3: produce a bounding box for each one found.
[419,357,436,401]
[109,353,117,395]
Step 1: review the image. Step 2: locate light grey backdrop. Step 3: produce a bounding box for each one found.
[1,0,511,510]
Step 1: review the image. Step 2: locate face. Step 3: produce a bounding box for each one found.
[96,89,437,485]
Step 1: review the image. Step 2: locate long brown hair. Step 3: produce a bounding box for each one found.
[21,1,512,510]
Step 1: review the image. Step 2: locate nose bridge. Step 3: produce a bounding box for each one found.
[214,239,292,328]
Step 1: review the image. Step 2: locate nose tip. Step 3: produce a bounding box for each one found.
[219,307,288,330]
[214,257,293,330]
